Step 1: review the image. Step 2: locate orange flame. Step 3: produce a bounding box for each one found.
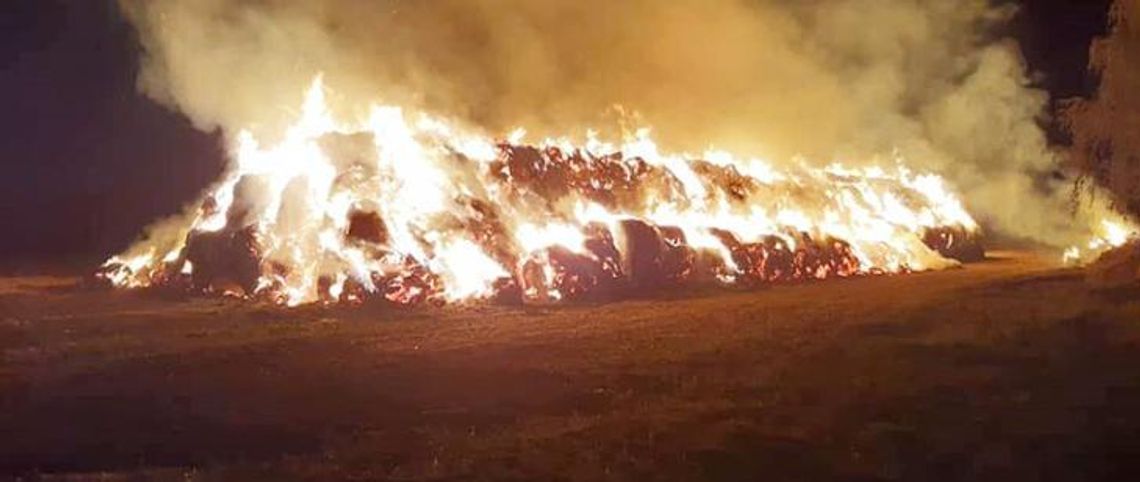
[101,77,980,306]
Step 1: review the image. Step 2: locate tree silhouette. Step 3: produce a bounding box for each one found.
[1063,1,1140,216]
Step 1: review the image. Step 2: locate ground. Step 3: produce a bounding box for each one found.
[2,252,1140,481]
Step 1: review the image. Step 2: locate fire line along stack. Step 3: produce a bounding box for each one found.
[99,78,984,307]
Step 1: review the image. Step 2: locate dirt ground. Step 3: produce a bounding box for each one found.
[2,252,1140,481]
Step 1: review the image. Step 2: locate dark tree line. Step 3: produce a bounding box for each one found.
[1064,0,1140,216]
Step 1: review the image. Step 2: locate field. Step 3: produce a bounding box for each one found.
[3,252,1140,481]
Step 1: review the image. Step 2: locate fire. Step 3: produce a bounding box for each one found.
[100,77,982,306]
[1063,219,1140,264]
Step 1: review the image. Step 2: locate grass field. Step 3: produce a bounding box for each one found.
[3,252,1140,481]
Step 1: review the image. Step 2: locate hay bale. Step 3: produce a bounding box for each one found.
[617,219,694,292]
[346,210,388,245]
[184,226,262,295]
[922,226,985,263]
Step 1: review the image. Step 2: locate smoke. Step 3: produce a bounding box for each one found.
[117,0,1099,246]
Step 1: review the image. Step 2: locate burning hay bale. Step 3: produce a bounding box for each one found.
[183,227,262,296]
[922,226,986,263]
[491,144,684,213]
[618,220,694,293]
[711,230,862,283]
[98,79,984,307]
[346,210,388,245]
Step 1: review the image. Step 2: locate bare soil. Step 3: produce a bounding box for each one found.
[2,252,1140,481]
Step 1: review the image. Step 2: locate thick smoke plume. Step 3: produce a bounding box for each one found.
[118,0,1100,246]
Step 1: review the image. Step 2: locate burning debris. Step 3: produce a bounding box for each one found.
[99,78,983,307]
[1064,219,1140,265]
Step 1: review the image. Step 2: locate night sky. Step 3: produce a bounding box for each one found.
[0,0,1114,270]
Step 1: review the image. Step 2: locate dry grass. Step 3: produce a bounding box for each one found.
[2,252,1140,481]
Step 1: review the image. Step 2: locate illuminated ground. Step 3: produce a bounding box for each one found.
[3,252,1140,481]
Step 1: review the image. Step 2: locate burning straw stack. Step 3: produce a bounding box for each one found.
[98,140,984,306]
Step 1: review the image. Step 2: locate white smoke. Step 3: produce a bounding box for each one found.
[117,0,1102,247]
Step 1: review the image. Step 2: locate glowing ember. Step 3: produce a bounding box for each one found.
[100,77,982,306]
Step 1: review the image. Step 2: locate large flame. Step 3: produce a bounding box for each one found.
[100,77,982,306]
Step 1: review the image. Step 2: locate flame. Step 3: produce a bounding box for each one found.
[100,77,981,306]
[1063,218,1140,265]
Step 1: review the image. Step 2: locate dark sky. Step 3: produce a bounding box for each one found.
[0,0,223,268]
[0,0,1114,268]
